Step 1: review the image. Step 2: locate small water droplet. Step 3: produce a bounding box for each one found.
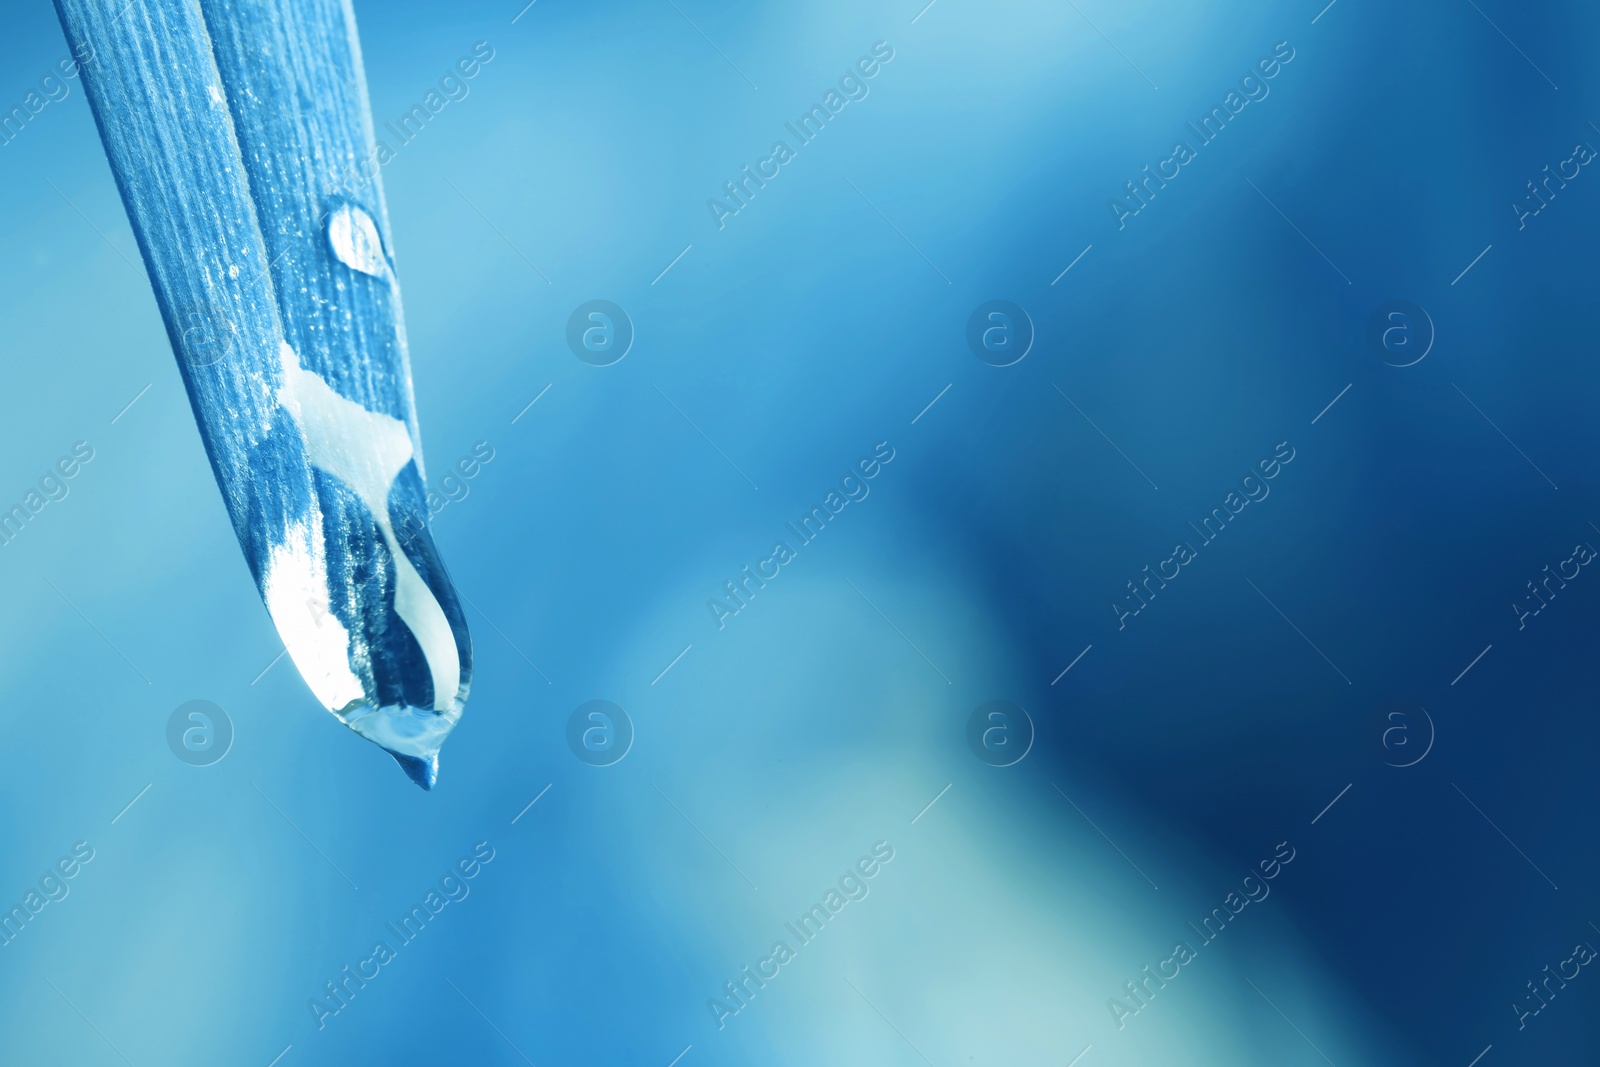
[326,203,389,278]
[228,264,240,279]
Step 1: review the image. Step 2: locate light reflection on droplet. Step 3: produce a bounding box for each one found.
[326,203,388,278]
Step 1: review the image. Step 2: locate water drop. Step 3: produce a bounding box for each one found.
[326,203,388,278]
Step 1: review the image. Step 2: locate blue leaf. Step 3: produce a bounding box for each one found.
[55,0,473,788]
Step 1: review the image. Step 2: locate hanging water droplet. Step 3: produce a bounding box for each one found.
[326,203,388,278]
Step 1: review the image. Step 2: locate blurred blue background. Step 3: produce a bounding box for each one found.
[0,0,1597,1063]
